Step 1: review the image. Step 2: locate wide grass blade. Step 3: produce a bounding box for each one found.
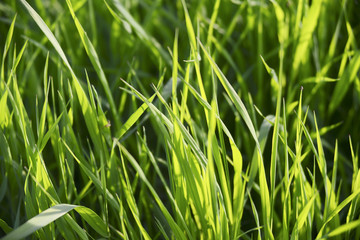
[0,204,108,240]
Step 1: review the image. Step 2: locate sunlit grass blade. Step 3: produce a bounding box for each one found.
[323,219,360,239]
[65,0,119,129]
[198,40,261,152]
[0,204,108,240]
[329,51,360,115]
[117,143,190,240]
[261,55,282,230]
[290,194,317,240]
[316,187,360,239]
[1,14,16,82]
[105,0,171,65]
[181,0,208,107]
[19,0,103,153]
[291,0,323,79]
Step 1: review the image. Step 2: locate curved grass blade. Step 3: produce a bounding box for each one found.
[65,0,119,129]
[323,219,360,239]
[0,204,108,240]
[19,0,103,153]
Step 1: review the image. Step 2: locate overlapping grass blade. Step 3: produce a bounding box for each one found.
[65,0,119,129]
[19,0,103,153]
[0,204,108,240]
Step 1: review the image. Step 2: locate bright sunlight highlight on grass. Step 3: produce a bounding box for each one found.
[0,0,360,239]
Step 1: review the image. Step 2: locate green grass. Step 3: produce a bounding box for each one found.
[0,0,360,239]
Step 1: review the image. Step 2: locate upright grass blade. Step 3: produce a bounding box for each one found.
[198,40,260,152]
[105,0,171,66]
[19,0,103,155]
[117,143,189,240]
[290,194,317,240]
[1,14,16,83]
[181,0,208,110]
[291,0,323,80]
[261,56,282,230]
[65,0,120,130]
[329,51,360,115]
[316,187,360,239]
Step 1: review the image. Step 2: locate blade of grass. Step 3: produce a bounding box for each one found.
[0,204,108,240]
[65,0,119,130]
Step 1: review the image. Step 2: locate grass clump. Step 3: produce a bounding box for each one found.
[0,0,360,239]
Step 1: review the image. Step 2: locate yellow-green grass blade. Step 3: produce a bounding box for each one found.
[290,194,317,240]
[282,99,290,240]
[170,30,188,219]
[136,132,189,232]
[199,40,261,154]
[19,0,103,154]
[261,56,282,229]
[105,0,171,66]
[232,137,245,237]
[1,14,16,82]
[180,0,208,108]
[329,51,360,115]
[62,140,120,211]
[204,99,219,235]
[206,0,221,48]
[323,219,360,239]
[120,153,152,240]
[0,204,108,240]
[0,219,12,234]
[292,0,323,79]
[116,74,165,140]
[37,53,50,141]
[65,0,119,129]
[316,187,360,239]
[117,143,189,240]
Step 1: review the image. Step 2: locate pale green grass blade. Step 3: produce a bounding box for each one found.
[0,204,108,240]
[1,205,81,240]
[19,0,73,73]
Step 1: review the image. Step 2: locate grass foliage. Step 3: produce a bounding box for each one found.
[1,0,360,239]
